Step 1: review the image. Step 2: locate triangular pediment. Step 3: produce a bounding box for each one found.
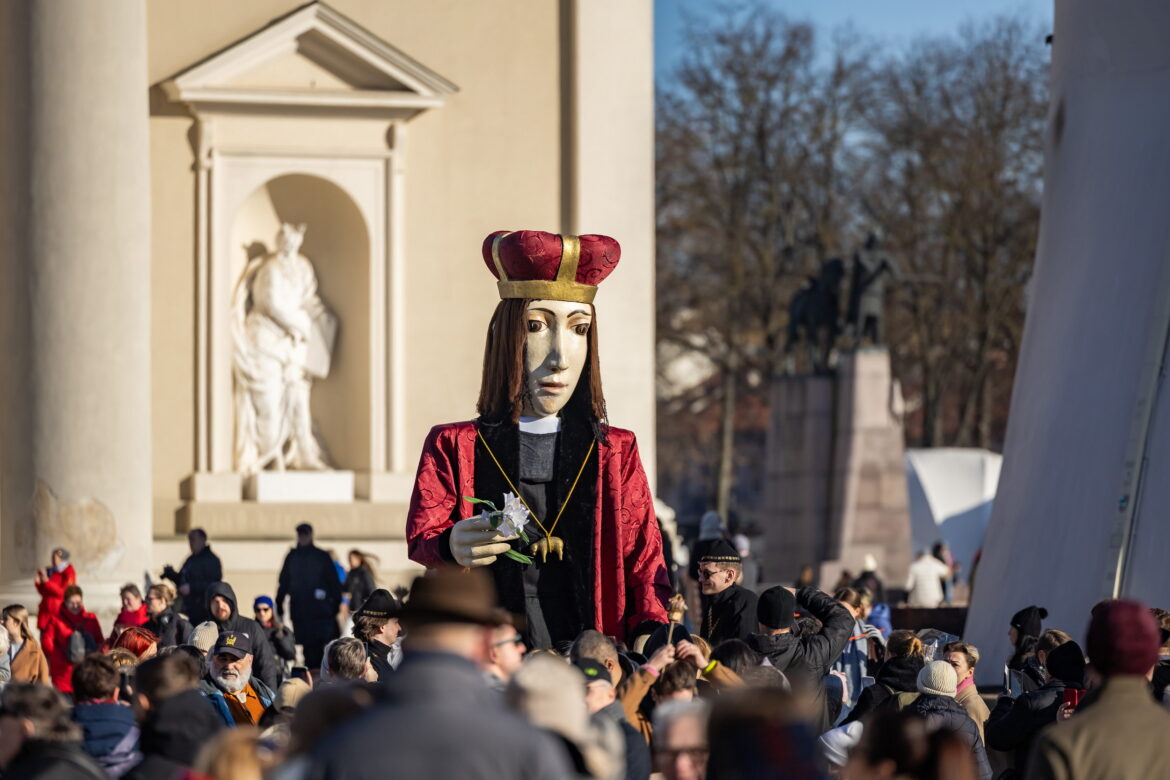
[162,2,457,116]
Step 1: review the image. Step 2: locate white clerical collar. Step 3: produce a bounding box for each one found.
[518,416,561,434]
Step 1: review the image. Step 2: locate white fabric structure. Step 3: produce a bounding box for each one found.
[905,449,1002,583]
[965,0,1170,684]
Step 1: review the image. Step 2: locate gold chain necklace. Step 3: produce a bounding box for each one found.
[476,432,596,563]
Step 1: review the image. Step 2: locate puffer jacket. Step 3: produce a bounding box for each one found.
[843,654,924,724]
[205,582,279,690]
[906,694,991,780]
[747,586,854,734]
[73,701,142,777]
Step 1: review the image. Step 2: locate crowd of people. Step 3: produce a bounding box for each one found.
[0,526,1168,779]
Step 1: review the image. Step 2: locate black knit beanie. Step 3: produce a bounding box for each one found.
[758,586,796,631]
[1010,605,1047,642]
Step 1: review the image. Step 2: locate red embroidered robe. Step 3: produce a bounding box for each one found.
[406,421,669,641]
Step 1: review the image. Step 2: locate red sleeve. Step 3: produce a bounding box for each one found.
[406,425,465,569]
[619,435,670,629]
[41,619,58,656]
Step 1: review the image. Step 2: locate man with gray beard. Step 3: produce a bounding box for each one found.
[199,631,275,727]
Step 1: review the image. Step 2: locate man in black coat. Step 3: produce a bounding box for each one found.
[985,639,1085,771]
[276,523,342,670]
[748,584,853,733]
[205,581,280,690]
[162,528,223,625]
[698,540,758,647]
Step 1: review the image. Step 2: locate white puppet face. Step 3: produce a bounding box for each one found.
[522,299,592,418]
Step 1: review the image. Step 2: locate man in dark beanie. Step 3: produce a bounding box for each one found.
[697,539,758,646]
[747,585,852,734]
[1028,599,1170,780]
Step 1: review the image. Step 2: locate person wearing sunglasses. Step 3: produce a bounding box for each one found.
[482,616,526,694]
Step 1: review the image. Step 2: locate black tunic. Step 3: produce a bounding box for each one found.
[518,430,579,650]
[700,583,759,647]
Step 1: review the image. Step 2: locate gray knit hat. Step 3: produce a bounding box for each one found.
[191,621,219,654]
[917,660,958,697]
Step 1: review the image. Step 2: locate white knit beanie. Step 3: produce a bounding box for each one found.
[191,621,220,654]
[917,660,958,697]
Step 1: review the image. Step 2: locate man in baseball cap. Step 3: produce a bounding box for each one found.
[200,630,275,727]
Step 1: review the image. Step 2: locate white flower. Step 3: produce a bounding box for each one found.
[497,492,530,537]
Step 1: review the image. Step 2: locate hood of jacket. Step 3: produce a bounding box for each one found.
[73,702,141,768]
[205,581,238,619]
[748,631,798,666]
[139,689,223,767]
[909,692,967,719]
[876,655,925,693]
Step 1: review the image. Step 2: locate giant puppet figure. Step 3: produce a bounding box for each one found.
[406,230,670,648]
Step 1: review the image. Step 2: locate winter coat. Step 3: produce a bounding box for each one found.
[308,651,573,780]
[843,654,924,724]
[986,680,1071,771]
[163,545,222,625]
[700,583,759,647]
[34,564,76,632]
[366,638,397,682]
[205,581,280,690]
[124,688,224,780]
[74,701,142,777]
[200,674,276,727]
[905,694,991,780]
[4,738,108,780]
[955,679,991,743]
[10,636,52,684]
[1027,676,1170,780]
[905,555,950,607]
[263,620,298,665]
[747,586,854,734]
[145,606,193,649]
[277,544,342,641]
[344,566,375,613]
[832,617,876,714]
[41,603,104,693]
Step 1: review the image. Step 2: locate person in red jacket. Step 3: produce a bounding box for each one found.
[33,547,75,632]
[40,584,103,694]
[107,583,150,647]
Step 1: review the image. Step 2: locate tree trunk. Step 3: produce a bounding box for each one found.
[716,353,738,520]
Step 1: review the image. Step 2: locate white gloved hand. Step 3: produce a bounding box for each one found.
[449,514,518,568]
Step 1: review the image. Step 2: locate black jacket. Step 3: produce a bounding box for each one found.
[700,583,759,647]
[906,694,992,780]
[205,581,279,690]
[277,544,342,635]
[145,606,192,649]
[843,654,924,724]
[344,567,376,613]
[124,689,224,780]
[367,639,396,682]
[747,586,853,734]
[264,620,298,665]
[597,700,650,780]
[5,740,108,780]
[985,680,1068,769]
[163,545,222,625]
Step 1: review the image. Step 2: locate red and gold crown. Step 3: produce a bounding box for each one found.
[481,230,620,304]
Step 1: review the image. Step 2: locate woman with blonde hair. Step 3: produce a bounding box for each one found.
[842,630,927,723]
[2,604,50,684]
[144,581,193,649]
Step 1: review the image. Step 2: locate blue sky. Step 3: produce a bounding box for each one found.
[655,0,1053,80]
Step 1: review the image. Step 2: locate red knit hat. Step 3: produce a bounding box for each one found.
[482,230,620,304]
[1086,599,1160,677]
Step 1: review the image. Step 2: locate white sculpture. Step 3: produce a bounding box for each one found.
[232,223,337,475]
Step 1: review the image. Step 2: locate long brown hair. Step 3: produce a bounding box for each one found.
[476,298,607,427]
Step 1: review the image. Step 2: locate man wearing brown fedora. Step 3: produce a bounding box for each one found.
[309,567,573,779]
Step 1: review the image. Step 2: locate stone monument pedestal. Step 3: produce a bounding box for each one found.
[243,471,355,503]
[763,349,912,590]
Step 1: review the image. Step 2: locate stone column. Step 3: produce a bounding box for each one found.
[0,0,151,615]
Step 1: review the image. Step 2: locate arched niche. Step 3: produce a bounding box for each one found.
[229,173,371,472]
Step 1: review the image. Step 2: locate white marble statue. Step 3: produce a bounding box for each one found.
[232,223,337,475]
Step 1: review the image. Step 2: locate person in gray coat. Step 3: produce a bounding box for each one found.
[308,567,573,780]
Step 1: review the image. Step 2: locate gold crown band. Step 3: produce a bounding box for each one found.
[492,233,596,302]
[496,279,597,303]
